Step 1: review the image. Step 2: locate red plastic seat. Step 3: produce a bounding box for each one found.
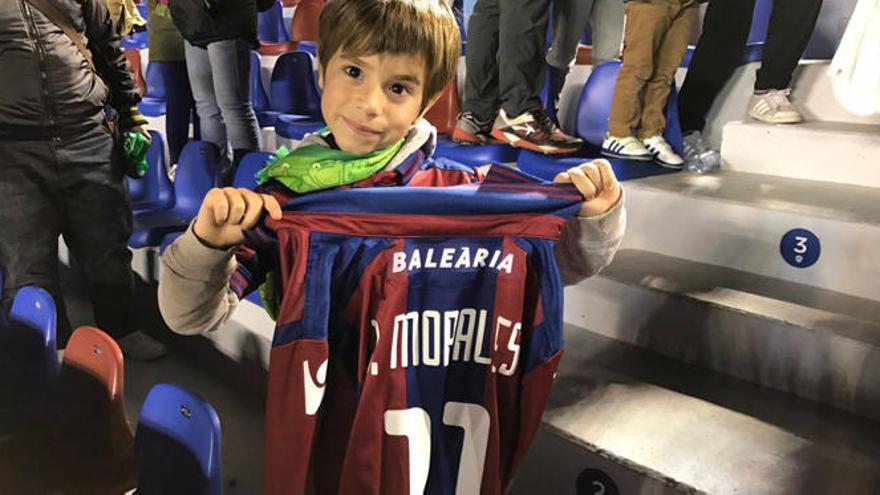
[424,78,461,136]
[125,48,146,96]
[258,0,323,56]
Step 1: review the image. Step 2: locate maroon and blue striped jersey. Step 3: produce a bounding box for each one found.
[238,165,583,494]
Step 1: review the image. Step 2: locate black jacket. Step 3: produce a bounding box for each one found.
[171,0,276,49]
[0,0,143,140]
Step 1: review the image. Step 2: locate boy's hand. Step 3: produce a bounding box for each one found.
[193,188,283,249]
[553,159,621,217]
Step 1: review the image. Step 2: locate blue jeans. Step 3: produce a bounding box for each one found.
[184,39,261,159]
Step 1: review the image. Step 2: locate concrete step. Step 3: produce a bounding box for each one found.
[511,326,880,495]
[564,249,880,420]
[621,170,880,301]
[720,121,880,188]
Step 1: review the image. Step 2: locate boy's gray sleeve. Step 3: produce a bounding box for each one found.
[555,189,626,286]
[158,226,241,335]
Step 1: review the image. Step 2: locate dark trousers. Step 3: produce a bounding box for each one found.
[677,0,823,132]
[158,61,199,165]
[462,0,552,122]
[0,126,135,344]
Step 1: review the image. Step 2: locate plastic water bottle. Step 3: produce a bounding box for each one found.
[687,150,720,174]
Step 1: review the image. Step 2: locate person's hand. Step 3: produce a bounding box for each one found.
[553,159,621,217]
[193,188,283,249]
[131,124,151,143]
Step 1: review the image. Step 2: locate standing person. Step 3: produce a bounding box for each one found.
[169,0,274,184]
[677,0,824,170]
[0,0,166,359]
[148,0,198,165]
[545,0,625,121]
[451,0,584,154]
[601,0,702,167]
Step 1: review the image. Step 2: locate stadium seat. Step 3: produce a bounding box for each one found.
[271,51,325,140]
[251,52,280,127]
[138,62,170,117]
[121,31,148,50]
[127,131,175,212]
[124,48,146,96]
[136,383,223,495]
[257,0,323,56]
[258,0,291,43]
[234,152,274,189]
[574,60,683,154]
[131,141,222,248]
[516,146,679,183]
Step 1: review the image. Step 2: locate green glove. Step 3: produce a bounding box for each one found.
[123,130,151,179]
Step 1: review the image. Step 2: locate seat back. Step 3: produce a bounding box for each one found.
[291,0,323,42]
[127,130,175,212]
[0,286,59,404]
[136,383,223,495]
[59,326,133,461]
[172,141,223,220]
[144,62,168,102]
[258,0,290,43]
[424,78,460,136]
[251,52,271,113]
[234,152,274,189]
[574,61,682,153]
[269,51,322,118]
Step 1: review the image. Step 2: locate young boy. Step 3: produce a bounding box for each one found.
[601,0,701,168]
[159,0,625,492]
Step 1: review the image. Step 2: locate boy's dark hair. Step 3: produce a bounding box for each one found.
[318,0,461,110]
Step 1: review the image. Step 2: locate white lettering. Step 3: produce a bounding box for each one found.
[440,248,455,268]
[473,249,489,268]
[393,252,407,273]
[496,253,514,274]
[452,309,477,362]
[422,311,441,367]
[424,248,438,269]
[488,250,501,268]
[408,249,422,271]
[454,247,471,269]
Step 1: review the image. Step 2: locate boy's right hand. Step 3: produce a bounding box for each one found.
[193,188,283,249]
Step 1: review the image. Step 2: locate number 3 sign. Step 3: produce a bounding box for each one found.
[780,228,821,268]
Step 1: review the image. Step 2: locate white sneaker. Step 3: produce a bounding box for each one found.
[601,135,653,161]
[748,89,803,124]
[641,135,684,169]
[117,331,167,361]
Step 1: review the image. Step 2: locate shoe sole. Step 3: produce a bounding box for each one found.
[654,159,685,169]
[451,128,504,146]
[749,112,804,125]
[491,128,580,155]
[600,149,653,161]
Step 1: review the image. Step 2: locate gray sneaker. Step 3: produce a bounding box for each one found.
[682,131,720,174]
[118,330,167,361]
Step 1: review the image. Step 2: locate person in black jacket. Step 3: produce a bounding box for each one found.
[0,0,166,360]
[170,0,275,184]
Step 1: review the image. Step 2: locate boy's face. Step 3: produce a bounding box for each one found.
[319,51,433,155]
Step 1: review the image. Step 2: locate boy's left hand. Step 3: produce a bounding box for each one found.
[553,159,621,217]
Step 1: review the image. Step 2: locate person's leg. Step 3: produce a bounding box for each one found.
[163,61,196,165]
[639,1,698,139]
[607,0,670,138]
[0,140,69,340]
[589,0,626,65]
[545,0,594,121]
[56,127,137,343]
[461,0,501,123]
[497,0,551,116]
[754,0,823,91]
[185,41,228,159]
[676,0,755,133]
[206,38,261,154]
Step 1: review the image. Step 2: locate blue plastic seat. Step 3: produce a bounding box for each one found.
[575,60,683,153]
[270,51,324,139]
[130,141,221,248]
[127,131,175,212]
[433,137,521,168]
[516,146,679,183]
[233,152,273,189]
[138,62,169,117]
[136,383,223,495]
[250,52,279,127]
[257,0,290,43]
[121,31,148,50]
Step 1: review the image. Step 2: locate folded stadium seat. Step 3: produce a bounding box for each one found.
[127,131,175,212]
[138,62,169,117]
[251,52,280,127]
[233,152,274,189]
[0,286,59,414]
[428,78,521,167]
[136,383,223,495]
[517,61,681,182]
[124,48,147,96]
[271,51,325,141]
[257,0,323,56]
[258,0,291,43]
[130,141,222,249]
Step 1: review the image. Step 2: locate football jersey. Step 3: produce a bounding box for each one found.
[242,166,583,495]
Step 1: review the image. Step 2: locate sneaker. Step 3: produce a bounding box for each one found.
[490,108,582,154]
[748,89,803,124]
[682,131,720,174]
[117,330,167,361]
[601,134,653,161]
[642,135,685,169]
[452,112,498,145]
